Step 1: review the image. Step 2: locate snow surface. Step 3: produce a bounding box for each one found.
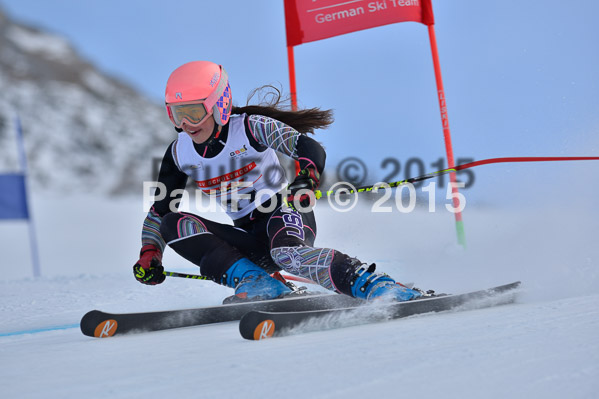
[1,189,598,398]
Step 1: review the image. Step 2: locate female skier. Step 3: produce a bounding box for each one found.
[133,61,422,302]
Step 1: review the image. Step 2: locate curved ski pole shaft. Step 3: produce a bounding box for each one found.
[315,155,599,199]
[164,270,316,286]
[315,168,455,199]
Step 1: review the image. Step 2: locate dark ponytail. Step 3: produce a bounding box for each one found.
[231,85,334,134]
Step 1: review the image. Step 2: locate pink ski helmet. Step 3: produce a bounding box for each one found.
[165,61,232,127]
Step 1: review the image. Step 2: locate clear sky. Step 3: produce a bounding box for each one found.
[2,0,598,204]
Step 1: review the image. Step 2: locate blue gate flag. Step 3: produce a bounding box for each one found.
[0,173,30,220]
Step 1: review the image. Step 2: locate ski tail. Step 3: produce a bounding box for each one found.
[80,293,363,338]
[80,310,119,338]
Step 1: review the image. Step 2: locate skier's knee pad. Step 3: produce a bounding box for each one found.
[270,246,336,290]
[160,212,209,244]
[270,246,305,275]
[160,213,245,280]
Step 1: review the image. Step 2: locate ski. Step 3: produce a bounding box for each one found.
[239,281,521,340]
[80,293,362,338]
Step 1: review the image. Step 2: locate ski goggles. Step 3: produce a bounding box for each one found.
[167,101,211,128]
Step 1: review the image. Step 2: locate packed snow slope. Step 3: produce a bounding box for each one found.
[1,175,598,399]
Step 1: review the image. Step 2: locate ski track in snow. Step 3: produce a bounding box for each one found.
[1,194,599,398]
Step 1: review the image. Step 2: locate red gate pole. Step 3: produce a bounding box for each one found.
[287,45,301,175]
[427,24,467,248]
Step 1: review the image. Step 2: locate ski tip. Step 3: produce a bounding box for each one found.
[239,312,276,341]
[80,310,119,338]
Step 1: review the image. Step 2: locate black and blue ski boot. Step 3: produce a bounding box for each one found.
[222,258,292,302]
[349,263,423,301]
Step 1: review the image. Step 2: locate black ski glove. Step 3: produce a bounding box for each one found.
[286,168,320,210]
[133,244,166,285]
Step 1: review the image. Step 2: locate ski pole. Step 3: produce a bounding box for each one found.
[315,156,599,198]
[164,271,211,280]
[315,168,454,198]
[164,270,317,286]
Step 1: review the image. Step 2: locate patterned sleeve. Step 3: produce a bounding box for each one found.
[140,141,188,253]
[246,114,301,158]
[141,206,166,253]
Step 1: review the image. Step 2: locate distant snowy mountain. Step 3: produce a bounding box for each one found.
[0,8,173,195]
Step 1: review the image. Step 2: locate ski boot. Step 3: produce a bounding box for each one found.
[222,258,292,303]
[349,263,423,302]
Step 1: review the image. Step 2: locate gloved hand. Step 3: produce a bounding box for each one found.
[286,168,320,209]
[133,244,165,285]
